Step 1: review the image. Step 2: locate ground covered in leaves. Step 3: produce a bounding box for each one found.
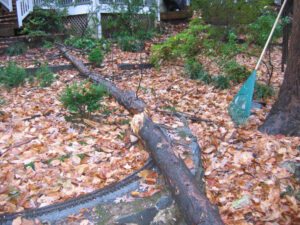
[0,22,299,225]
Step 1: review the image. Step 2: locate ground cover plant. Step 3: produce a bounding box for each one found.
[35,63,57,87]
[0,17,298,225]
[5,43,27,56]
[59,80,109,118]
[0,62,27,90]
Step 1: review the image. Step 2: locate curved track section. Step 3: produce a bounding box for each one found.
[0,159,154,225]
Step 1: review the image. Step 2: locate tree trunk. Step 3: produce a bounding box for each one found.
[131,112,224,225]
[58,45,224,225]
[259,0,300,136]
[281,0,293,72]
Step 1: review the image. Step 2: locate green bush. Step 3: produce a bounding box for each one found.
[42,41,54,49]
[5,43,27,56]
[64,35,111,53]
[0,97,4,106]
[0,97,4,115]
[184,59,211,83]
[36,64,56,87]
[191,0,273,25]
[136,29,156,41]
[223,60,250,83]
[150,20,209,65]
[0,63,27,90]
[117,36,144,52]
[213,75,230,90]
[21,7,66,38]
[216,30,246,58]
[254,82,274,99]
[248,12,287,46]
[59,81,109,118]
[88,47,104,66]
[101,0,157,37]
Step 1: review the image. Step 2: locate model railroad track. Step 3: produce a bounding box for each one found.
[0,159,155,224]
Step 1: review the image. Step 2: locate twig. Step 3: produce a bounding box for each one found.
[55,42,88,55]
[136,53,144,98]
[267,45,274,85]
[1,137,38,157]
[181,88,197,98]
[155,110,217,124]
[23,111,52,121]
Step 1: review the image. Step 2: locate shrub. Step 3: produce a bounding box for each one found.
[101,0,157,37]
[191,0,273,25]
[21,7,66,38]
[64,35,111,53]
[5,43,27,56]
[0,63,26,90]
[88,47,104,66]
[42,41,54,49]
[254,82,274,100]
[213,75,230,90]
[59,81,109,118]
[0,97,4,106]
[248,12,289,46]
[117,36,144,52]
[36,64,56,87]
[150,20,209,65]
[0,97,4,115]
[136,29,156,41]
[184,59,211,83]
[223,60,250,83]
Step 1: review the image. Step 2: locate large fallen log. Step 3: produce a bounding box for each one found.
[58,45,224,225]
[132,112,224,225]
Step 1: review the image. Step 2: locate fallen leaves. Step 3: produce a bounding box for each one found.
[0,23,299,225]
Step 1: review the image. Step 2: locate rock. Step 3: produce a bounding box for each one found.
[150,205,177,225]
[281,161,296,173]
[150,203,186,225]
[115,207,158,225]
[155,196,173,210]
[130,135,139,143]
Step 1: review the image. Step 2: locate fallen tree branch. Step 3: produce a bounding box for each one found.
[1,137,38,157]
[156,109,216,124]
[58,44,224,225]
[57,44,147,114]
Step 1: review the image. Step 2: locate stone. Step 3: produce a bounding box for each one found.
[115,207,158,225]
[155,196,173,210]
[130,135,139,143]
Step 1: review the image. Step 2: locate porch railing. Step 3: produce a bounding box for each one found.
[16,0,33,26]
[0,0,13,11]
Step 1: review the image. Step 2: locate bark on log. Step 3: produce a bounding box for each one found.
[58,45,147,114]
[131,112,224,225]
[58,46,224,225]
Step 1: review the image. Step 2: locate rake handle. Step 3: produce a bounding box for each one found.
[255,0,288,70]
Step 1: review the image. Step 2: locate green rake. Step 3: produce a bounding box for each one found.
[228,0,288,126]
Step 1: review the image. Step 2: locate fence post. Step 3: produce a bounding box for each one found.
[97,11,102,38]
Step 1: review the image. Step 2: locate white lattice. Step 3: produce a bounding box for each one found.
[63,14,88,36]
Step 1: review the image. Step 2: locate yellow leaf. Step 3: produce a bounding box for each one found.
[75,164,89,175]
[12,216,22,225]
[138,170,150,180]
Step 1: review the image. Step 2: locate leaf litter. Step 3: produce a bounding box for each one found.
[1,22,300,225]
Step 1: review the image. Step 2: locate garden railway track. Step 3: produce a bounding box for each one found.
[0,159,155,224]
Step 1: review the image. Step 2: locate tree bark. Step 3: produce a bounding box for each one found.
[259,0,300,136]
[281,0,293,72]
[131,112,224,225]
[58,46,224,225]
